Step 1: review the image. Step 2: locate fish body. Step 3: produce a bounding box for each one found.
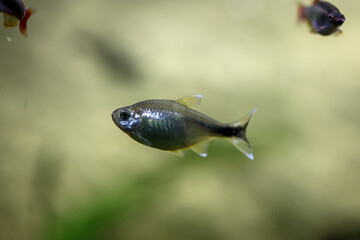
[298,0,345,36]
[112,95,256,159]
[0,0,36,36]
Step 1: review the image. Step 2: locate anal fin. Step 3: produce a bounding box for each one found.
[190,139,213,157]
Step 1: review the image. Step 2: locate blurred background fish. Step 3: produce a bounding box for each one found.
[298,0,345,35]
[112,95,256,159]
[0,0,36,36]
[77,31,141,84]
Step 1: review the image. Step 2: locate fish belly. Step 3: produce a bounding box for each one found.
[137,115,209,150]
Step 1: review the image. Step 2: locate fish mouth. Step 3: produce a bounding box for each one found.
[111,110,122,128]
[330,13,345,26]
[334,17,345,25]
[336,18,345,25]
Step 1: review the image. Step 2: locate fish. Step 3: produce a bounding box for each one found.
[77,31,140,82]
[298,0,345,36]
[112,95,257,159]
[0,0,36,36]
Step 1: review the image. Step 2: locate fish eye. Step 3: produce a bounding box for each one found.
[328,15,333,21]
[120,110,131,120]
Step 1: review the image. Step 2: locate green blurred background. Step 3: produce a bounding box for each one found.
[1,0,359,239]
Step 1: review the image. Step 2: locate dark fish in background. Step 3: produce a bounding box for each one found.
[112,95,257,159]
[78,31,140,83]
[0,0,36,36]
[298,0,345,36]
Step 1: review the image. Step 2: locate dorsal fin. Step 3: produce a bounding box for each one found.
[3,13,19,28]
[312,0,320,5]
[176,95,202,108]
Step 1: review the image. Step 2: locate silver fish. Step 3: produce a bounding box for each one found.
[112,95,257,159]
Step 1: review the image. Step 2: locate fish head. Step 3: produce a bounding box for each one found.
[112,106,141,133]
[328,12,345,26]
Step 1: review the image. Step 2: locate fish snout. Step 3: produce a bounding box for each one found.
[335,17,345,25]
[111,108,124,129]
[329,13,345,26]
[112,109,123,128]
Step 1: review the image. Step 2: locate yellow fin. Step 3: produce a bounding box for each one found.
[228,108,257,160]
[232,108,257,128]
[190,139,213,157]
[310,28,317,34]
[228,138,254,160]
[176,95,202,108]
[3,13,19,28]
[170,150,184,157]
[334,29,343,36]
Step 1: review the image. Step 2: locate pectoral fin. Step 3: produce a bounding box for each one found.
[133,133,152,147]
[3,13,19,28]
[176,95,202,108]
[190,139,213,157]
[310,27,317,34]
[334,29,343,36]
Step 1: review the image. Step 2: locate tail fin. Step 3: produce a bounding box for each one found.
[298,3,306,22]
[19,8,37,37]
[228,108,257,160]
